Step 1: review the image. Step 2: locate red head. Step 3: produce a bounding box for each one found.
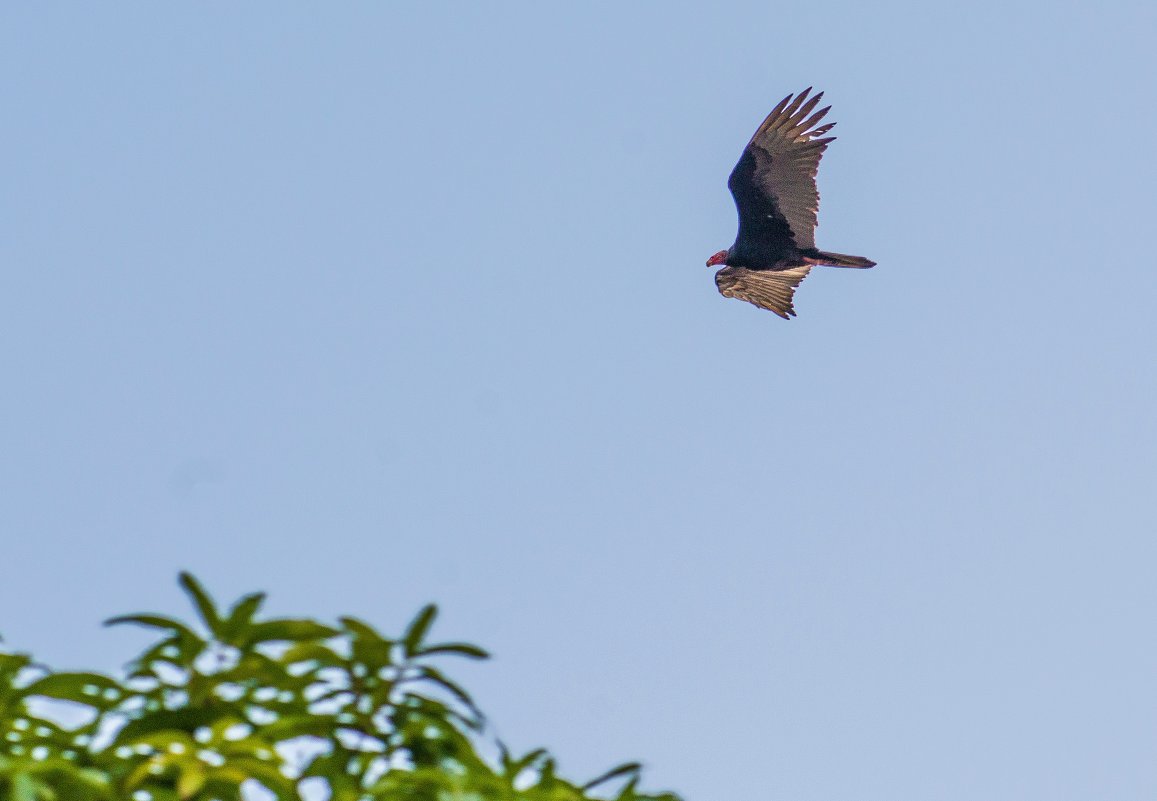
[706,250,729,268]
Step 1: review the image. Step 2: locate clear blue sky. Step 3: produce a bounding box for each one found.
[3,3,1156,799]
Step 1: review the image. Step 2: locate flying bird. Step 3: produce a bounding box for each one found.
[708,88,875,318]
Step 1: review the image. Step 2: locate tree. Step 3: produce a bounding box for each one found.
[0,573,678,801]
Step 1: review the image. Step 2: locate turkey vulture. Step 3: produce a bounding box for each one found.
[708,88,874,318]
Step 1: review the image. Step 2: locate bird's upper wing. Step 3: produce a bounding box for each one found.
[728,88,836,252]
[715,265,812,319]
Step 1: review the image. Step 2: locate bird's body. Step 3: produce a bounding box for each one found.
[709,88,874,318]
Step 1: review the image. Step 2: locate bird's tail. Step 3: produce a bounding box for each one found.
[806,250,876,269]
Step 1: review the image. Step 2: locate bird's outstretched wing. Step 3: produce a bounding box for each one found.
[728,88,836,254]
[715,265,812,319]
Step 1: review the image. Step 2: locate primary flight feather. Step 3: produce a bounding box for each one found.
[708,88,875,319]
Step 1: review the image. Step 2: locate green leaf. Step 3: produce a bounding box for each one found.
[539,757,557,788]
[414,666,481,721]
[338,616,391,645]
[124,757,168,792]
[114,709,226,742]
[341,616,394,668]
[122,638,201,683]
[219,592,267,644]
[247,619,340,645]
[414,642,490,660]
[0,652,33,674]
[615,777,641,801]
[278,641,342,669]
[9,772,38,801]
[258,714,335,741]
[500,746,548,780]
[177,572,222,636]
[125,730,200,752]
[402,604,438,657]
[22,672,124,706]
[103,614,201,642]
[582,762,642,791]
[217,759,297,796]
[176,762,208,799]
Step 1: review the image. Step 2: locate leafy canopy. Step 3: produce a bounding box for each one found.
[0,573,678,801]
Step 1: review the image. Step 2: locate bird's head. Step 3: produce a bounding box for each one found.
[706,250,729,268]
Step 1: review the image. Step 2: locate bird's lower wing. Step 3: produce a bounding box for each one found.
[715,265,812,319]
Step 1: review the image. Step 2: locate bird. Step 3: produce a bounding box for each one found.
[708,88,875,319]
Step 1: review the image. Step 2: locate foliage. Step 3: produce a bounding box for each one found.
[0,573,678,801]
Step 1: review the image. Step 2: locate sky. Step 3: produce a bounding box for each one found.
[3,2,1156,799]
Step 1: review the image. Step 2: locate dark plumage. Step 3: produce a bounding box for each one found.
[708,88,875,318]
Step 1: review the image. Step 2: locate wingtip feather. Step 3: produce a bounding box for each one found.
[768,92,793,118]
